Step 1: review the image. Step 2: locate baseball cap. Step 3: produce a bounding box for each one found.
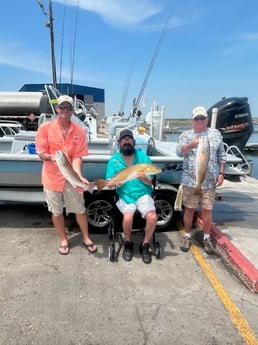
[118,129,134,141]
[56,95,74,106]
[192,106,208,119]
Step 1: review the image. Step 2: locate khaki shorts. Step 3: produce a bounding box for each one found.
[44,182,86,216]
[116,194,155,218]
[182,186,215,210]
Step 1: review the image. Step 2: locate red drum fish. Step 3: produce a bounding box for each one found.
[195,136,210,196]
[96,163,161,191]
[55,150,94,193]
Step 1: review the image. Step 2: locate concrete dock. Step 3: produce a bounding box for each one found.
[196,175,258,292]
[0,175,258,345]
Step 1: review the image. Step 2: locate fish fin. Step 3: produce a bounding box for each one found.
[95,179,107,192]
[84,182,95,194]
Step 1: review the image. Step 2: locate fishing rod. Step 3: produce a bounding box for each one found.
[131,6,174,118]
[118,61,134,116]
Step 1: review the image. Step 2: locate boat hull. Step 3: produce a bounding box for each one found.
[0,153,183,188]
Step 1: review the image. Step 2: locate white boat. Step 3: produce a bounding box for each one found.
[0,90,252,232]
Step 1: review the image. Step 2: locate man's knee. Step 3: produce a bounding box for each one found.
[145,210,157,224]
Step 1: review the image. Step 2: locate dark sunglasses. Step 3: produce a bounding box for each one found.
[58,104,73,111]
[194,116,206,121]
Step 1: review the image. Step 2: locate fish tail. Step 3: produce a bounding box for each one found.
[95,179,107,191]
[85,182,95,194]
[194,184,202,196]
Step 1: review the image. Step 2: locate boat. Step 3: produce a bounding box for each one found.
[0,120,23,153]
[0,86,253,233]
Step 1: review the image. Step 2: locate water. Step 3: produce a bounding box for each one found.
[165,130,258,180]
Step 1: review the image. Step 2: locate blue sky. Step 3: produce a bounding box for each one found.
[1,0,258,118]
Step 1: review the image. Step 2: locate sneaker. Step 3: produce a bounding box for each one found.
[123,241,133,261]
[139,242,152,264]
[180,236,191,252]
[203,238,214,254]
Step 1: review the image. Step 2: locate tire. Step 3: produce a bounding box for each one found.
[85,193,115,233]
[154,192,178,231]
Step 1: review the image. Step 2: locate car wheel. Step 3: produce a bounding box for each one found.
[154,192,178,231]
[85,193,114,233]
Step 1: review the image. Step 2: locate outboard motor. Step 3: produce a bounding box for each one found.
[207,97,254,152]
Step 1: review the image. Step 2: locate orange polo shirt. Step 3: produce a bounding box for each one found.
[35,119,88,191]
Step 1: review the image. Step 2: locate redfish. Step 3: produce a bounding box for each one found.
[195,136,210,196]
[96,163,161,191]
[55,150,94,193]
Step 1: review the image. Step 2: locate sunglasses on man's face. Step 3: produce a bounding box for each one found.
[194,116,206,121]
[58,104,73,111]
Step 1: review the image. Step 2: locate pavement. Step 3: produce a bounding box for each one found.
[195,174,258,292]
[1,177,258,344]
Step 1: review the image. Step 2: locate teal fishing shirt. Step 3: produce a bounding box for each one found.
[106,149,153,204]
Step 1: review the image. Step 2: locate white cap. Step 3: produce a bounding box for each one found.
[56,95,74,106]
[192,106,208,119]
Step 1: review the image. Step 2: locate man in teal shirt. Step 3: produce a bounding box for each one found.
[106,129,157,264]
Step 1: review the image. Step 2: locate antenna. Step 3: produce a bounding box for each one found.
[37,0,57,88]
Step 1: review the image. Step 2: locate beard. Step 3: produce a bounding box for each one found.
[120,143,135,156]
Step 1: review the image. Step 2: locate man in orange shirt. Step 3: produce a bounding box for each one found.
[36,95,97,255]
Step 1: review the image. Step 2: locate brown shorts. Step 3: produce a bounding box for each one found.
[182,186,215,210]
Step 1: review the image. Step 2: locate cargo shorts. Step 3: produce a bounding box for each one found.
[44,182,86,216]
[182,186,216,210]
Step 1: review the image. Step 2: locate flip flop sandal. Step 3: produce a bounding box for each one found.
[83,242,97,253]
[59,244,70,255]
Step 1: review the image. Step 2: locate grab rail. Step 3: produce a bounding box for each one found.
[224,143,252,176]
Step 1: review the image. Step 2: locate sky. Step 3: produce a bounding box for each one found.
[1,0,258,118]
